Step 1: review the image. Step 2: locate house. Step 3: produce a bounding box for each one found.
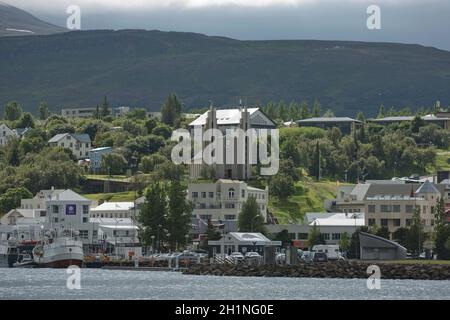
[0,208,47,226]
[329,180,449,237]
[20,187,65,210]
[296,117,361,134]
[207,232,281,256]
[90,218,141,259]
[90,202,137,219]
[368,113,450,130]
[89,147,113,172]
[48,133,92,159]
[61,107,97,119]
[359,232,407,260]
[266,212,365,249]
[188,179,269,222]
[188,106,276,180]
[0,123,18,146]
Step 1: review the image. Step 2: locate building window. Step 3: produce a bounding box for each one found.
[192,192,198,198]
[82,205,89,214]
[224,215,236,220]
[83,217,88,223]
[406,219,412,227]
[209,192,214,198]
[225,203,235,209]
[40,211,46,217]
[242,190,245,198]
[380,205,392,213]
[52,205,59,214]
[321,233,330,240]
[381,219,388,227]
[228,188,235,199]
[368,218,376,226]
[393,205,401,213]
[405,205,413,213]
[79,230,89,239]
[199,203,206,209]
[93,230,98,239]
[393,219,401,227]
[201,192,206,198]
[200,214,212,220]
[332,233,341,240]
[54,217,59,223]
[368,205,375,213]
[298,233,308,240]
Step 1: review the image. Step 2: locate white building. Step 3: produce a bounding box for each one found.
[266,212,365,249]
[90,202,137,219]
[0,123,17,146]
[90,218,141,259]
[188,179,269,222]
[61,107,96,119]
[188,107,276,180]
[48,133,92,159]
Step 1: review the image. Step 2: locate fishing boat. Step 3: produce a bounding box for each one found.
[33,231,84,268]
[13,253,36,268]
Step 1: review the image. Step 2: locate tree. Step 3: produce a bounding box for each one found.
[4,101,23,121]
[101,153,128,175]
[307,223,325,248]
[323,109,335,117]
[312,99,321,117]
[377,104,385,118]
[138,183,168,249]
[139,154,167,173]
[392,227,410,248]
[161,93,182,126]
[38,102,49,120]
[274,229,291,248]
[238,196,265,233]
[407,205,426,255]
[0,187,33,214]
[299,101,309,119]
[347,226,370,259]
[433,197,450,259]
[269,174,295,200]
[375,226,390,239]
[16,112,35,129]
[152,125,172,139]
[155,161,184,180]
[101,96,111,117]
[166,180,193,250]
[339,232,350,252]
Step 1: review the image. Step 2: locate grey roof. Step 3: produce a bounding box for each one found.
[296,117,361,124]
[363,182,445,199]
[48,133,91,143]
[369,114,450,123]
[48,189,90,202]
[415,180,440,194]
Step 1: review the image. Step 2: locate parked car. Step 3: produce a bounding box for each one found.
[230,252,245,263]
[312,245,343,260]
[175,252,198,263]
[300,251,313,263]
[245,252,262,259]
[312,252,328,262]
[276,253,286,265]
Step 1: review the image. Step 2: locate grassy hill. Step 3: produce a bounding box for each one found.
[1,29,450,115]
[269,180,342,224]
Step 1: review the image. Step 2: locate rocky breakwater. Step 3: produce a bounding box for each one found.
[183,261,450,280]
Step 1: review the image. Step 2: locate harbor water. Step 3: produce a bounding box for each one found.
[1,268,449,300]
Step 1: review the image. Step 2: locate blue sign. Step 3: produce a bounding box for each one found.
[66,204,77,215]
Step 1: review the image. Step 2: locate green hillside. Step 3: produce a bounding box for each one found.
[1,29,450,115]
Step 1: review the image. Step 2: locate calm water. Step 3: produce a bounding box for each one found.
[0,268,449,300]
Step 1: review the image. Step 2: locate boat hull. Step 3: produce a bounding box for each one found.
[36,258,83,268]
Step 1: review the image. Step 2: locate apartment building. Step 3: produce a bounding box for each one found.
[187,179,269,222]
[48,133,92,159]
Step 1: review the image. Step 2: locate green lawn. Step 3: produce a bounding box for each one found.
[85,174,129,182]
[269,180,343,224]
[435,149,450,170]
[83,191,137,202]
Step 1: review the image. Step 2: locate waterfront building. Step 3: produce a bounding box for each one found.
[90,201,137,219]
[295,117,361,134]
[359,232,407,260]
[48,133,92,159]
[89,147,113,173]
[208,232,281,256]
[188,179,269,222]
[266,212,365,249]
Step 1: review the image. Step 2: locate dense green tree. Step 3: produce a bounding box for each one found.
[299,101,309,119]
[312,99,321,117]
[152,124,172,139]
[101,96,111,117]
[155,161,184,180]
[377,104,385,118]
[269,174,295,200]
[307,224,325,248]
[4,101,23,121]
[238,196,265,233]
[101,153,128,175]
[339,232,350,252]
[38,102,49,120]
[274,229,291,247]
[166,180,193,250]
[139,154,167,173]
[161,93,182,127]
[0,187,33,214]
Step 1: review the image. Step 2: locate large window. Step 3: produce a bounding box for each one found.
[368,218,376,226]
[320,233,330,240]
[201,192,206,198]
[368,205,375,213]
[52,205,59,214]
[381,219,388,227]
[225,203,235,209]
[393,219,401,227]
[82,205,89,214]
[228,188,235,199]
[405,205,414,213]
[332,233,341,240]
[298,233,308,240]
[79,230,89,239]
[393,205,401,212]
[380,205,392,213]
[224,215,236,220]
[192,192,198,198]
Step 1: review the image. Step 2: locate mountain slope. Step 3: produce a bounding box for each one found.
[0,1,65,36]
[1,29,450,116]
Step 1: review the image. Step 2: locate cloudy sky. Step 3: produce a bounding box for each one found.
[5,0,450,50]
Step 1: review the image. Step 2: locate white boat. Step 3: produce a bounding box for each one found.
[0,236,18,268]
[13,253,36,268]
[33,235,84,268]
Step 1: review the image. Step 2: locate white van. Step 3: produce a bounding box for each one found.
[311,245,344,260]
